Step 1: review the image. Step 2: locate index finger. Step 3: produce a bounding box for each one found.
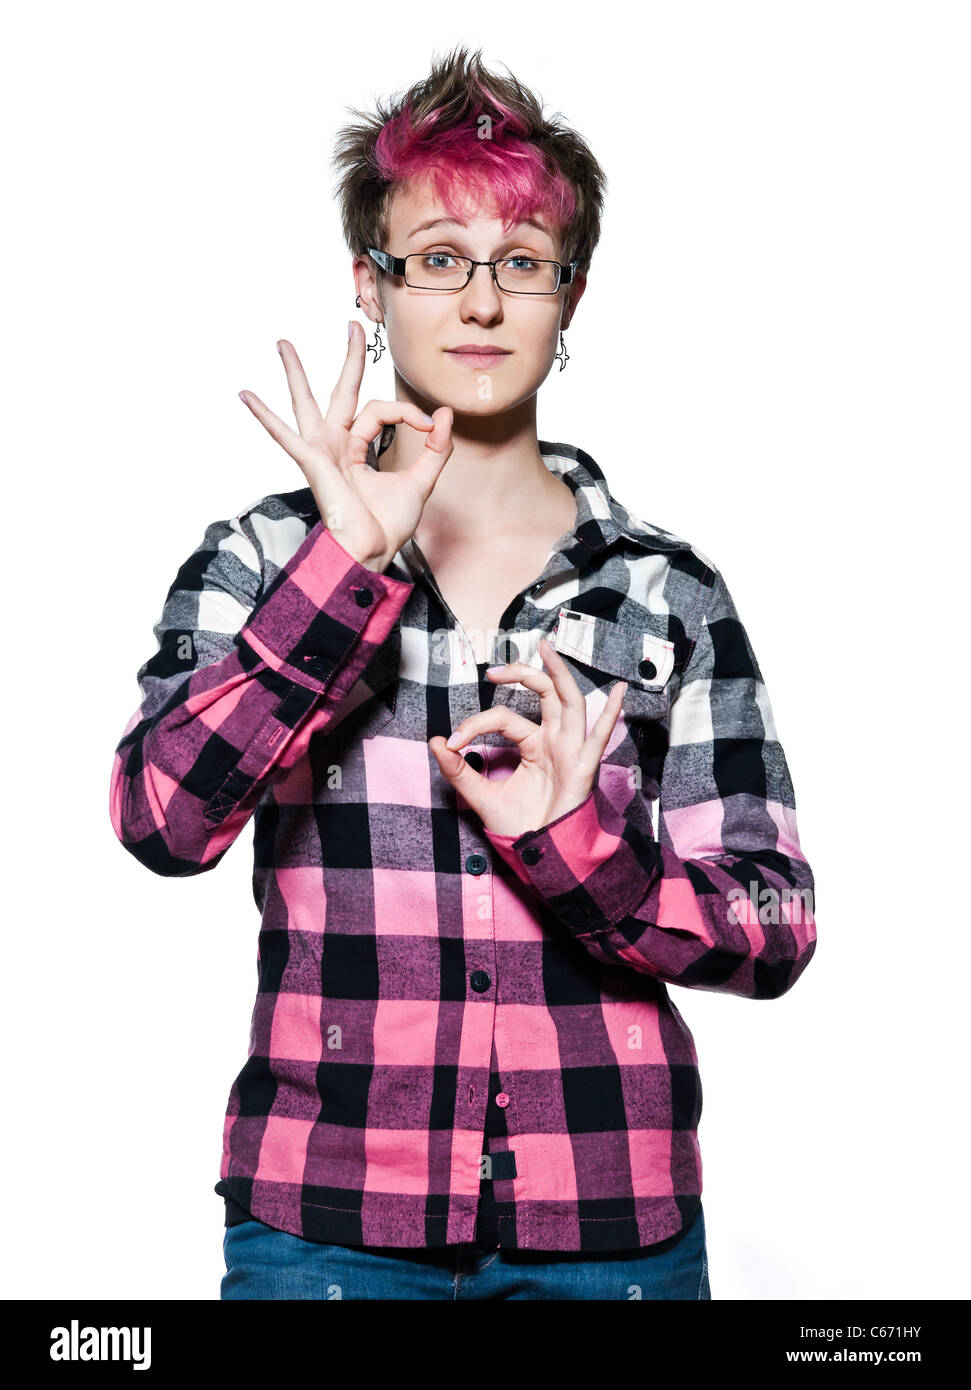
[325,320,367,431]
[485,652,579,739]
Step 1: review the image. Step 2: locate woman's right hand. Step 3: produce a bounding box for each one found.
[238,324,454,572]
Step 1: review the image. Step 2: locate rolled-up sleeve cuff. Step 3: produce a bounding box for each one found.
[239,523,413,693]
[482,781,663,935]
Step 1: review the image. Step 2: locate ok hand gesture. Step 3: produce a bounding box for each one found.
[239,326,453,572]
[429,638,627,839]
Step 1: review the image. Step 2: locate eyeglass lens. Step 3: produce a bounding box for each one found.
[404,253,560,293]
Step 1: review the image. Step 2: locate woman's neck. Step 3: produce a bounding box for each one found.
[377,415,569,543]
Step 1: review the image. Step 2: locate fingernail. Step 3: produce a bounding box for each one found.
[420,412,434,426]
[485,665,504,675]
[348,321,354,339]
[276,340,284,355]
[446,732,462,749]
[238,391,248,403]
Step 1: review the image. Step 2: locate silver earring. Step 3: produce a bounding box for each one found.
[554,330,569,372]
[355,294,385,363]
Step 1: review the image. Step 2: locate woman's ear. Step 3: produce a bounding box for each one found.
[352,253,384,322]
[560,270,587,332]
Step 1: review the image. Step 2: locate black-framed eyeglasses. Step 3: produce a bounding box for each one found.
[367,246,579,295]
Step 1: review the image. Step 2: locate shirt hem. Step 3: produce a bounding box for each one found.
[215,1176,701,1254]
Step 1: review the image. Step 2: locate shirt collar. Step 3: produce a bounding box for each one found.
[535,439,688,554]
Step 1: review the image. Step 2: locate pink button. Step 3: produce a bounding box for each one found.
[495,1093,510,1108]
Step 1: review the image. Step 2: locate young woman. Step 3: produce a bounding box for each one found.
[110,45,816,1300]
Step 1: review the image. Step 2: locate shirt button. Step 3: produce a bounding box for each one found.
[464,751,484,772]
[303,654,328,676]
[563,904,591,924]
[497,638,520,664]
[638,658,657,680]
[521,846,542,865]
[470,970,492,993]
[465,853,488,875]
[495,1093,510,1108]
[354,587,374,607]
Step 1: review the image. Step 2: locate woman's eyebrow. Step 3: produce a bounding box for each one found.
[405,215,552,241]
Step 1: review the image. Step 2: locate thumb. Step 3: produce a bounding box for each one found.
[408,407,454,497]
[429,736,485,812]
[429,734,467,780]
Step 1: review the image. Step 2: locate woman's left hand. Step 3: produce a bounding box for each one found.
[428,637,627,839]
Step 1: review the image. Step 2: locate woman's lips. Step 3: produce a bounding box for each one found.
[445,350,512,368]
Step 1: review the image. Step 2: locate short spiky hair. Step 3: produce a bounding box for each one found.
[331,45,606,281]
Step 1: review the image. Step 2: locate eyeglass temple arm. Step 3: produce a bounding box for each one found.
[367,248,403,274]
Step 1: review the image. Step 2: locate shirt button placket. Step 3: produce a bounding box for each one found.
[459,825,502,1231]
[464,852,492,998]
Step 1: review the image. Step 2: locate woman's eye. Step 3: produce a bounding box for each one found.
[505,256,538,271]
[424,251,458,269]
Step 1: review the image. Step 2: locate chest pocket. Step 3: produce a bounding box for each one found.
[551,608,676,722]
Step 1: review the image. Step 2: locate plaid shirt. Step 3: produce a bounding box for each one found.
[109,426,816,1253]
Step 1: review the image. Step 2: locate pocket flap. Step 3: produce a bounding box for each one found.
[551,608,675,690]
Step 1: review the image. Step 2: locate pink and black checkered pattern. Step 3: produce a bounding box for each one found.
[109,428,816,1252]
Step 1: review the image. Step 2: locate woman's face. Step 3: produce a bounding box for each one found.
[353,178,585,418]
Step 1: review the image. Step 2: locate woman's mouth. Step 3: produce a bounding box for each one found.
[445,347,512,368]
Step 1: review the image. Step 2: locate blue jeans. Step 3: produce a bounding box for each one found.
[220,1203,711,1300]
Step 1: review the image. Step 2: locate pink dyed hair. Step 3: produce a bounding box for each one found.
[373,93,576,240]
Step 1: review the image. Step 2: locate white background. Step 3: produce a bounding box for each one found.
[3,0,967,1301]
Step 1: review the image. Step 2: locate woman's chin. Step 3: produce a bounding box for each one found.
[438,389,534,419]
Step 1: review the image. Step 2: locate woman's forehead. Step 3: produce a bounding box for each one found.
[386,182,558,249]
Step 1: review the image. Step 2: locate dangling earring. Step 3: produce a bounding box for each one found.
[554,330,569,372]
[354,294,385,364]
